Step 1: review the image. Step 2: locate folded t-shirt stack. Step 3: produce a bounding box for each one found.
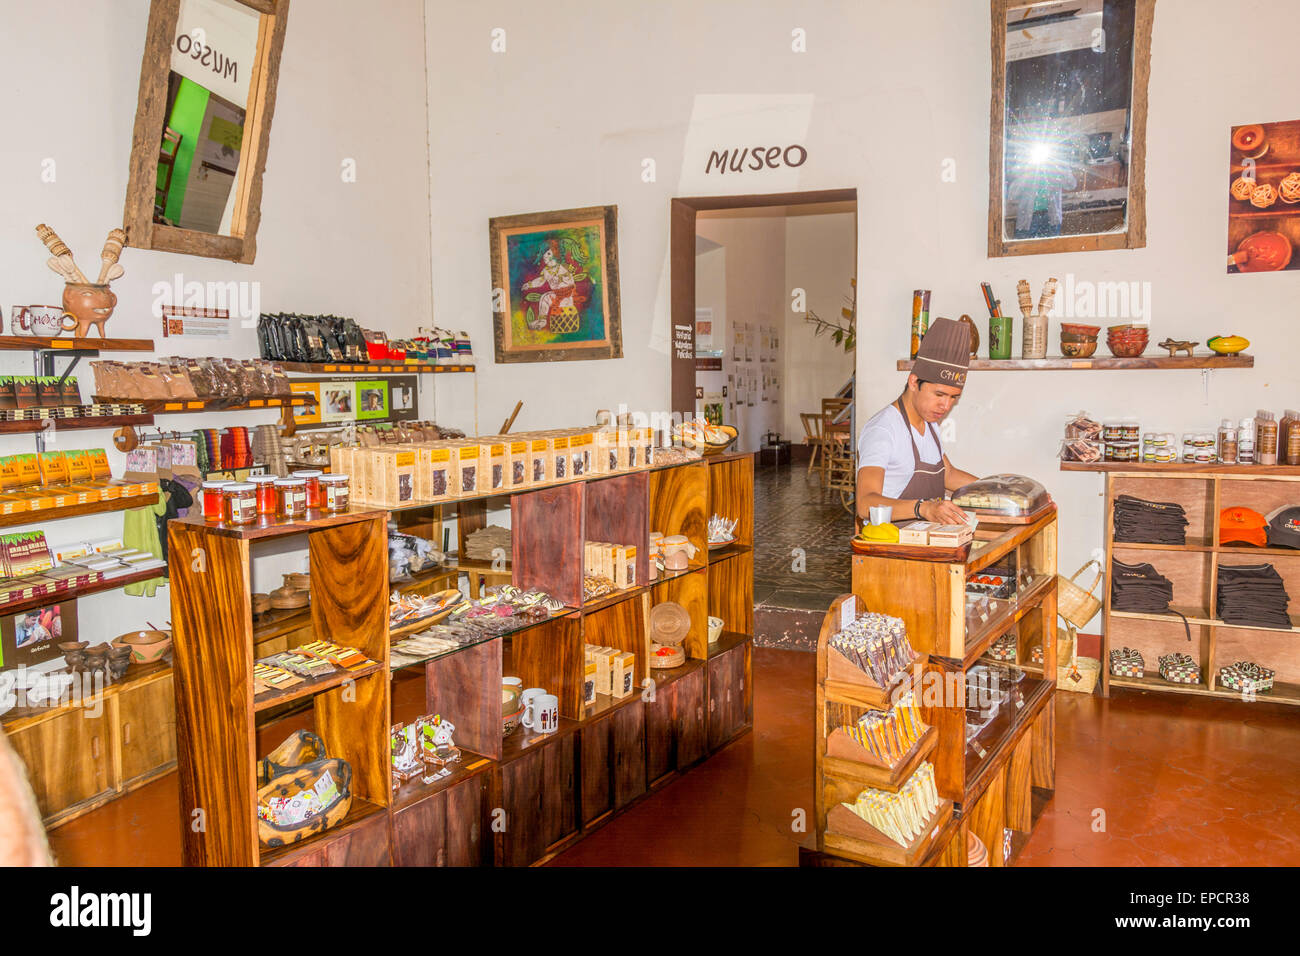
[1112,494,1188,545]
[1110,559,1191,640]
[1216,563,1292,629]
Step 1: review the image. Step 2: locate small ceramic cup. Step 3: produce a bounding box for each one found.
[708,616,724,643]
[869,505,892,526]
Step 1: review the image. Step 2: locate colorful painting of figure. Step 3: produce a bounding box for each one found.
[490,205,623,363]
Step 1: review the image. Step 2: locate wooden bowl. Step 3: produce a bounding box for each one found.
[112,629,173,664]
[1060,340,1098,358]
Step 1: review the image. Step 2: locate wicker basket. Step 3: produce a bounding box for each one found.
[1056,626,1100,694]
[1057,559,1103,629]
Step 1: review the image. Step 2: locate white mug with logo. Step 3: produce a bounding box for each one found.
[520,687,547,730]
[533,694,559,734]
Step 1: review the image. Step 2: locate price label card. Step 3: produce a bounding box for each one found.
[840,594,857,629]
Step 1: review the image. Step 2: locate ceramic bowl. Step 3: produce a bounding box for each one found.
[1107,339,1149,358]
[1059,331,1098,343]
[111,629,173,664]
[1060,323,1101,336]
[1060,340,1099,358]
[708,616,724,643]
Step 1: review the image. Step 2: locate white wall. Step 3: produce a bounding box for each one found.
[0,0,434,650]
[784,210,857,441]
[424,0,1300,583]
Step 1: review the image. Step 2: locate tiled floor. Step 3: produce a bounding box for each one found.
[752,459,853,650]
[46,647,1300,866]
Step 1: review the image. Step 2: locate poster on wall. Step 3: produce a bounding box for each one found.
[489,205,623,363]
[290,376,417,427]
[161,305,230,338]
[0,601,75,672]
[695,307,714,349]
[1228,119,1300,274]
[703,391,724,425]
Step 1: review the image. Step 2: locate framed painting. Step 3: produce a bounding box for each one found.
[489,205,623,363]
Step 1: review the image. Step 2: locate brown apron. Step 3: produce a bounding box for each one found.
[894,396,946,504]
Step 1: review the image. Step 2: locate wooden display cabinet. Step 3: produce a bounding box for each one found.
[172,452,755,866]
[169,508,391,867]
[3,662,177,828]
[1099,467,1300,705]
[810,509,1058,867]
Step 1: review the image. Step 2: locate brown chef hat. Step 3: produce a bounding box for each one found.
[913,317,970,388]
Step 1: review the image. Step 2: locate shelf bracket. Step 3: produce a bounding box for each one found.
[1202,368,1210,404]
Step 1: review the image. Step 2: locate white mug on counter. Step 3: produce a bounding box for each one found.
[521,688,558,733]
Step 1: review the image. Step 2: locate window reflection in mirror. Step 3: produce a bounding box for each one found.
[155,0,261,235]
[1002,0,1136,242]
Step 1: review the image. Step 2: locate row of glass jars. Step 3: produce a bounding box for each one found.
[200,470,350,525]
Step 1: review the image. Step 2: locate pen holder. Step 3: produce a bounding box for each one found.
[988,316,1013,359]
[1022,314,1048,359]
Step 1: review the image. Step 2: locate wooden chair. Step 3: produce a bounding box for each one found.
[819,398,852,486]
[824,418,855,511]
[800,412,826,476]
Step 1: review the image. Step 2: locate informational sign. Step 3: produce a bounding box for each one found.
[290,375,419,427]
[161,305,230,338]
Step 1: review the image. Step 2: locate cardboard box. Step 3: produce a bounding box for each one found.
[583,660,597,706]
[423,445,455,501]
[454,442,483,497]
[612,651,636,699]
[898,521,934,546]
[551,435,571,482]
[607,649,626,699]
[529,438,551,485]
[508,440,530,490]
[487,442,508,493]
[593,428,619,474]
[569,431,593,478]
[928,524,974,548]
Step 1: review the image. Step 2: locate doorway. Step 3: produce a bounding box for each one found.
[670,189,858,649]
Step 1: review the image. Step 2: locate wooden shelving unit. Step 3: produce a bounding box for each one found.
[278,362,475,375]
[0,414,154,435]
[93,395,315,413]
[170,452,755,867]
[1096,465,1300,705]
[0,336,156,352]
[807,510,1057,867]
[897,354,1254,372]
[0,493,157,530]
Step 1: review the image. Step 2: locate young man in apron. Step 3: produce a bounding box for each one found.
[856,317,978,525]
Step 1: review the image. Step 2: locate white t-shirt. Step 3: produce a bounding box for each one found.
[856,402,942,498]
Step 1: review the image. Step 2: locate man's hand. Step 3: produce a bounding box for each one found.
[920,498,968,525]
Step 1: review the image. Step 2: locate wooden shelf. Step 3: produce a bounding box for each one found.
[824,799,954,868]
[259,798,387,866]
[499,716,582,763]
[965,676,1054,801]
[252,660,384,712]
[0,336,155,352]
[171,505,389,540]
[0,494,157,530]
[0,414,154,434]
[391,751,494,811]
[1063,461,1300,475]
[0,567,167,617]
[963,574,1056,666]
[823,724,938,791]
[93,395,315,413]
[278,362,476,375]
[1110,674,1300,706]
[1110,606,1300,633]
[707,629,752,660]
[899,354,1254,372]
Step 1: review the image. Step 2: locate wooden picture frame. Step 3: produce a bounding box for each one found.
[122,0,290,264]
[489,205,622,364]
[988,0,1155,258]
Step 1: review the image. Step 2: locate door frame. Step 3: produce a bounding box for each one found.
[669,188,858,418]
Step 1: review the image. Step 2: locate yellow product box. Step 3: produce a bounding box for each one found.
[0,493,31,516]
[583,660,598,706]
[95,480,124,500]
[37,451,69,487]
[507,439,530,490]
[88,449,113,482]
[612,651,637,699]
[569,431,594,479]
[486,442,509,493]
[529,438,551,485]
[63,450,94,485]
[56,483,103,505]
[636,427,654,469]
[614,545,636,589]
[9,454,43,489]
[617,428,637,470]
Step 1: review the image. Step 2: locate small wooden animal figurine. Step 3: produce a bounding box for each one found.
[34,224,126,338]
[1158,338,1196,357]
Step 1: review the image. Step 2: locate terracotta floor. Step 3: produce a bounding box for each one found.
[45,647,1300,866]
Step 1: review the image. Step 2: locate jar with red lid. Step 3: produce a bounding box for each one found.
[222,482,257,526]
[292,470,323,510]
[249,474,278,515]
[320,474,350,512]
[275,478,307,518]
[202,481,231,520]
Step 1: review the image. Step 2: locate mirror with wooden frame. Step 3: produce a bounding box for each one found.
[123,0,289,263]
[989,0,1154,257]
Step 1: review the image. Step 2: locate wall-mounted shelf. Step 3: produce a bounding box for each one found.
[1063,461,1300,475]
[93,396,315,414]
[897,354,1253,372]
[0,336,156,353]
[0,493,156,530]
[278,362,475,375]
[0,414,154,435]
[0,567,167,617]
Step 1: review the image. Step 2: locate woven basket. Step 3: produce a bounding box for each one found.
[1056,627,1100,694]
[1057,559,1103,629]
